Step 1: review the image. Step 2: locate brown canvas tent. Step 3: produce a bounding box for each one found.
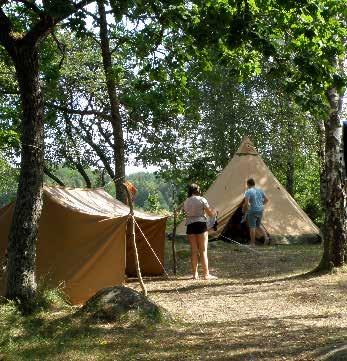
[177,137,320,244]
[0,186,167,304]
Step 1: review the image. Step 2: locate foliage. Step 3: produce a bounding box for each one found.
[0,155,18,207]
[144,192,161,213]
[128,172,173,210]
[155,65,323,214]
[44,165,98,188]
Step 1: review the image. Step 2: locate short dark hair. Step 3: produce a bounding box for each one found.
[188,183,201,197]
[247,178,255,187]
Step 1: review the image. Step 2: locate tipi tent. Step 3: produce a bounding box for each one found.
[0,186,167,304]
[177,137,320,244]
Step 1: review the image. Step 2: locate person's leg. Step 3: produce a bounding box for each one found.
[247,212,257,246]
[249,228,256,246]
[255,211,269,244]
[258,225,270,244]
[196,232,209,278]
[188,234,199,279]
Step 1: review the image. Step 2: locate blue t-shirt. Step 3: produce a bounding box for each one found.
[244,187,265,212]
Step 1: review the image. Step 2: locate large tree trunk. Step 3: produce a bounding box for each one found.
[6,46,44,312]
[97,0,126,203]
[317,87,346,271]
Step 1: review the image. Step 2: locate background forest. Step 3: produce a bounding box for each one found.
[0,21,329,224]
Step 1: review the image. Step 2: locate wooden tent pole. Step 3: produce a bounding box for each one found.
[172,206,177,275]
[123,183,147,296]
[171,185,177,275]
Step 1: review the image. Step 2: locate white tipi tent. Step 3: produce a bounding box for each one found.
[177,137,320,244]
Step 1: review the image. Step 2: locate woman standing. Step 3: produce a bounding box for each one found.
[183,184,217,280]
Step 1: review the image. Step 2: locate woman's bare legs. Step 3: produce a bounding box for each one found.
[196,231,209,279]
[188,234,199,279]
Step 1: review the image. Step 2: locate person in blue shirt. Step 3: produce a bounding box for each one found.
[243,178,269,246]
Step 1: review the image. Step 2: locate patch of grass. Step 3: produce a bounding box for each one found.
[33,279,70,311]
[1,243,346,361]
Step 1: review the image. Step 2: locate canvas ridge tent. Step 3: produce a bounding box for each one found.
[177,137,320,244]
[0,186,167,304]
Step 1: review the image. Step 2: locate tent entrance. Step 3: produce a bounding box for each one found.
[220,205,250,244]
[220,205,268,244]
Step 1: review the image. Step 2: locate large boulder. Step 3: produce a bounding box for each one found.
[80,286,172,324]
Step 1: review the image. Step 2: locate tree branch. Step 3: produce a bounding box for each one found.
[73,0,95,12]
[0,8,15,52]
[73,116,115,179]
[97,120,113,148]
[20,14,56,47]
[81,7,98,21]
[51,31,66,69]
[48,102,112,121]
[19,0,95,47]
[43,165,65,186]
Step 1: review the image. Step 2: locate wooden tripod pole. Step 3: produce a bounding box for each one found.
[123,183,147,296]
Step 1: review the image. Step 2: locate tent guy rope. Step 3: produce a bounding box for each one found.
[132,216,205,334]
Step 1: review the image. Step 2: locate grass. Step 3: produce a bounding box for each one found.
[0,241,346,360]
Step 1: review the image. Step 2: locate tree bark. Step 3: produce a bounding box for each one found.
[285,154,295,197]
[317,87,346,271]
[97,0,126,203]
[6,45,44,312]
[0,0,96,315]
[285,121,295,197]
[317,119,327,213]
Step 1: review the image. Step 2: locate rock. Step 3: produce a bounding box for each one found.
[80,286,172,324]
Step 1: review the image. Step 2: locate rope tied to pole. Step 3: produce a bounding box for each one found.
[132,216,205,334]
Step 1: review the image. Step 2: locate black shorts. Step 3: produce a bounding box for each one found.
[186,222,207,235]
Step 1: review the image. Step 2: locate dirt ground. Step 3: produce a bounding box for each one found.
[127,241,347,361]
[1,241,346,361]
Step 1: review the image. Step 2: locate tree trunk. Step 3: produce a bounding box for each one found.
[285,107,295,197]
[97,0,126,203]
[6,46,44,312]
[317,87,346,271]
[317,119,327,211]
[285,155,294,197]
[317,119,327,237]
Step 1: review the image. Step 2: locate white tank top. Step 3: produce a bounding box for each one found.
[183,195,209,225]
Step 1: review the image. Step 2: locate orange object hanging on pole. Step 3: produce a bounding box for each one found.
[123,180,137,203]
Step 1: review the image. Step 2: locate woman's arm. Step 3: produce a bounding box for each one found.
[205,205,217,217]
